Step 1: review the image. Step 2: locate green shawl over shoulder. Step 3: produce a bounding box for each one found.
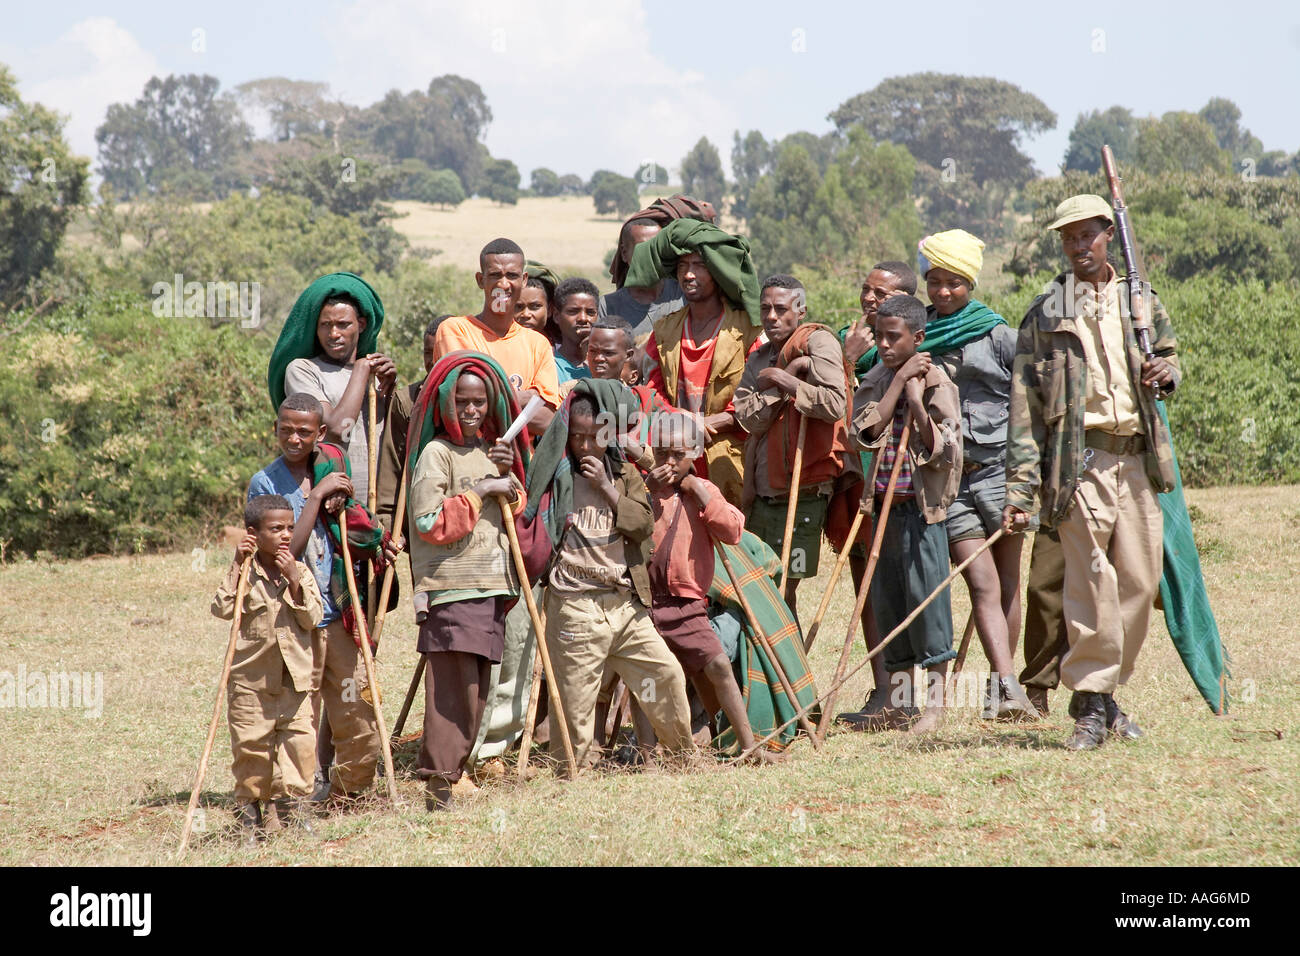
[268,272,386,409]
[623,218,761,326]
[842,298,1007,376]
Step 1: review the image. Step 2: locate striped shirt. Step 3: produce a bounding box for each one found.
[874,406,915,500]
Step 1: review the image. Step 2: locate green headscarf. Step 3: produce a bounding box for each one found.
[623,218,761,326]
[267,272,386,409]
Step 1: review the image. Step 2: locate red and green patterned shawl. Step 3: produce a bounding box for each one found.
[311,441,389,638]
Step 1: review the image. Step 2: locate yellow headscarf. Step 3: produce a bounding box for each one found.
[917,229,985,288]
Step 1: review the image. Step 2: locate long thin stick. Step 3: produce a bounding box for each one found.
[179,555,252,856]
[778,415,808,589]
[803,503,867,653]
[366,384,379,633]
[516,653,545,777]
[944,612,977,707]
[370,459,407,650]
[339,528,399,803]
[498,494,578,778]
[391,655,424,741]
[605,681,631,753]
[713,540,822,750]
[815,421,909,743]
[733,528,1007,763]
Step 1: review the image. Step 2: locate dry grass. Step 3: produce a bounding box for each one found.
[1,485,1296,866]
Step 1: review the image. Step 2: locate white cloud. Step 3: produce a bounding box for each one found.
[4,17,161,166]
[323,0,741,181]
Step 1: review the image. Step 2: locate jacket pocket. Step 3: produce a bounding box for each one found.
[1034,357,1068,425]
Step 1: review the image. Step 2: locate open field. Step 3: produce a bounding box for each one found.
[1,485,1296,866]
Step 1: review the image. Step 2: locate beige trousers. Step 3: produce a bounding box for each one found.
[228,677,314,801]
[1057,447,1163,694]
[311,620,379,793]
[544,587,694,770]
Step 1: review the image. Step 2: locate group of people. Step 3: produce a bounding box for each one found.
[211,189,1183,840]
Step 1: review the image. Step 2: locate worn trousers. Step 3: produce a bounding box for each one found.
[311,620,379,793]
[228,675,314,802]
[417,651,491,784]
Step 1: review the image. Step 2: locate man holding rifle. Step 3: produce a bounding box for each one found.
[1002,192,1180,752]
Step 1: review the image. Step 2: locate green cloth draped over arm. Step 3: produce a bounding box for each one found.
[623,218,762,326]
[841,298,1008,374]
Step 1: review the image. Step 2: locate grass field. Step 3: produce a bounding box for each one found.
[1,485,1296,866]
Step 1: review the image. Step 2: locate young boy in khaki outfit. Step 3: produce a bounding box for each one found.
[212,493,324,843]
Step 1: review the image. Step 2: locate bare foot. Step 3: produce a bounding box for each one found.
[909,706,944,735]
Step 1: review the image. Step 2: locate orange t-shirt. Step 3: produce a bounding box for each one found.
[433,315,563,410]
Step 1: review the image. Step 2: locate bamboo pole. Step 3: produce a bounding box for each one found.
[777,416,808,590]
[179,555,252,856]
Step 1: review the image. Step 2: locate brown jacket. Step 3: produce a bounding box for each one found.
[211,558,324,694]
[851,363,963,524]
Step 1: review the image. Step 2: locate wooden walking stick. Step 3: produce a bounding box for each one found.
[391,656,424,742]
[515,652,545,777]
[712,540,822,750]
[498,494,578,778]
[369,458,407,651]
[339,527,399,803]
[605,679,631,752]
[803,502,867,653]
[944,612,977,707]
[732,529,1007,763]
[778,415,808,590]
[815,421,910,743]
[366,383,379,633]
[179,555,252,857]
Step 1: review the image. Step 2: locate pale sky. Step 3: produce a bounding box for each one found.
[4,0,1299,183]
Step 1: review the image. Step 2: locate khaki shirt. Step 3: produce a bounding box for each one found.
[851,363,962,524]
[1075,266,1143,437]
[733,328,847,498]
[211,558,323,694]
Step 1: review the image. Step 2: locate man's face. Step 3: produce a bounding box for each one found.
[275,408,325,463]
[860,269,906,322]
[252,509,295,558]
[760,285,804,347]
[586,328,633,380]
[478,253,527,316]
[622,222,660,266]
[874,314,922,370]
[556,293,597,349]
[675,253,718,303]
[514,285,550,333]
[422,334,437,375]
[316,303,365,362]
[567,407,604,462]
[925,267,971,318]
[1059,218,1114,279]
[454,373,489,438]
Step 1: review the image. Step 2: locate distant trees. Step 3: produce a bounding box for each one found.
[634,161,669,189]
[482,158,520,205]
[679,137,726,208]
[1063,106,1138,173]
[531,167,562,196]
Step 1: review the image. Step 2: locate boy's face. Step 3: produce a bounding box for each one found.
[477,253,526,316]
[925,267,971,318]
[586,327,633,380]
[276,408,325,464]
[874,314,922,369]
[567,407,605,462]
[1059,217,1114,279]
[317,303,366,363]
[860,269,906,322]
[422,333,438,375]
[252,509,294,558]
[514,285,550,333]
[675,253,717,303]
[652,442,697,484]
[759,285,803,347]
[621,222,659,267]
[556,293,597,350]
[454,373,489,439]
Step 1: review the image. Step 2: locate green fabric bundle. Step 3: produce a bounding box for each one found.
[843,298,1007,376]
[267,272,386,409]
[622,218,761,326]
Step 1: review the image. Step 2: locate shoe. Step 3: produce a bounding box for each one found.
[272,797,317,836]
[235,801,263,847]
[835,686,890,730]
[909,706,944,735]
[309,770,331,804]
[993,676,1039,721]
[1064,692,1107,751]
[424,777,452,812]
[1103,694,1143,740]
[1026,685,1050,717]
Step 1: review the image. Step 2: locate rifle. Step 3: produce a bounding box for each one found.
[1101,144,1164,399]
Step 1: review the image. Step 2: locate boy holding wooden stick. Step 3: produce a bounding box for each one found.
[850,295,962,733]
[211,494,324,844]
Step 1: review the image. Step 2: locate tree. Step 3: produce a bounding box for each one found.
[829,73,1055,187]
[591,171,640,216]
[558,173,586,195]
[1199,97,1263,165]
[482,158,519,205]
[679,137,726,208]
[95,74,251,199]
[234,77,332,141]
[416,168,466,208]
[1135,112,1231,175]
[634,161,669,189]
[0,65,90,312]
[530,167,562,196]
[1063,106,1138,173]
[731,130,772,220]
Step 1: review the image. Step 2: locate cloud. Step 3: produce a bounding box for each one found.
[4,17,161,166]
[323,0,741,181]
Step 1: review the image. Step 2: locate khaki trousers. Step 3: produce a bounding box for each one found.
[311,620,379,793]
[1057,448,1162,693]
[228,676,314,801]
[544,588,693,770]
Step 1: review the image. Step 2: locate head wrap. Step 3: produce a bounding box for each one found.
[917,229,985,289]
[610,194,717,287]
[623,218,762,326]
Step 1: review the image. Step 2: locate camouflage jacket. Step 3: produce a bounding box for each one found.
[1005,272,1180,528]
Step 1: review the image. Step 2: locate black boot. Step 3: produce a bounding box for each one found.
[235,801,263,847]
[273,797,317,835]
[1065,692,1107,751]
[1103,694,1143,740]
